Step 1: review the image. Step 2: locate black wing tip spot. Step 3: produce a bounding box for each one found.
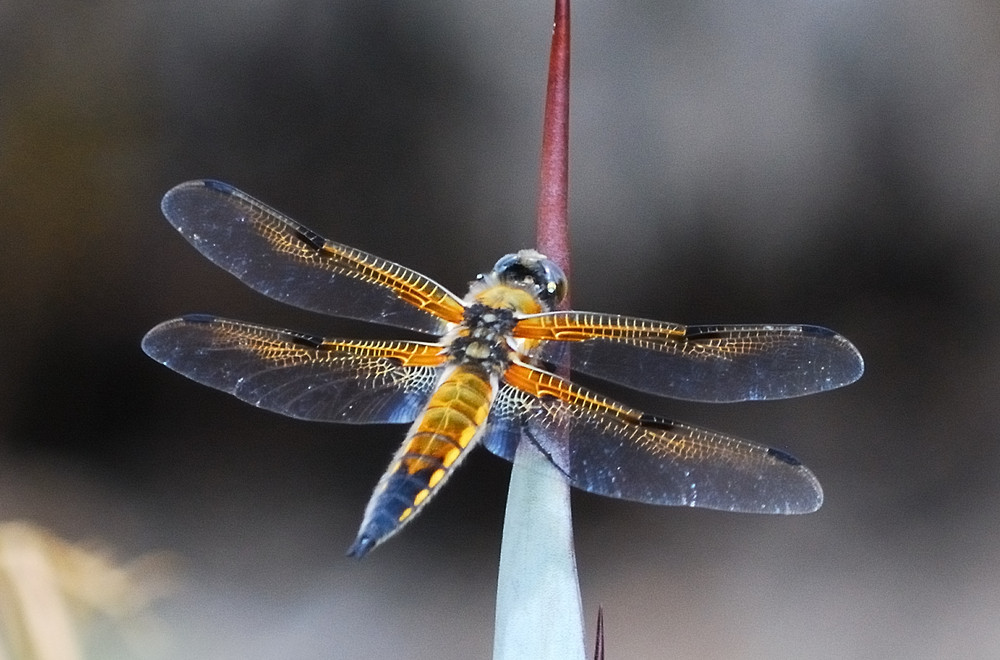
[766,446,803,466]
[201,179,236,194]
[800,324,837,338]
[181,313,219,324]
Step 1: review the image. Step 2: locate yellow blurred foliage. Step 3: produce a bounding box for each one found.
[0,522,171,660]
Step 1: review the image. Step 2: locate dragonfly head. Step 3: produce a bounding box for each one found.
[487,250,568,310]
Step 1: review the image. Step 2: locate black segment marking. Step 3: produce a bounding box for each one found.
[286,331,325,348]
[293,226,326,250]
[638,413,676,432]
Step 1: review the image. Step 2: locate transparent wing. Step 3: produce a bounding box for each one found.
[160,180,467,334]
[482,361,822,514]
[142,315,446,423]
[515,311,863,402]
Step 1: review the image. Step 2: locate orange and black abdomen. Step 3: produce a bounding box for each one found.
[348,364,495,557]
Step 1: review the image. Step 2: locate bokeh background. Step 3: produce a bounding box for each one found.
[2,1,999,657]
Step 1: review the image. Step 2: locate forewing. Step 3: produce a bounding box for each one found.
[160,180,466,334]
[482,362,822,514]
[516,312,864,402]
[142,315,445,423]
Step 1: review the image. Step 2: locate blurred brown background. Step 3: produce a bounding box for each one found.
[2,1,999,657]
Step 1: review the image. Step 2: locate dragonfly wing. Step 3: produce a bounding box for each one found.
[482,361,822,514]
[160,180,466,334]
[516,312,863,402]
[142,315,445,423]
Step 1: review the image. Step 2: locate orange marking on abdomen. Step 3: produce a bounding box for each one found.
[401,365,493,475]
[353,362,498,550]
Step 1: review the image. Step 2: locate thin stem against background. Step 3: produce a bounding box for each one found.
[536,0,572,283]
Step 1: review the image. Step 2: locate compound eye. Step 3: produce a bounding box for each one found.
[540,260,568,304]
[491,251,568,307]
[491,253,537,287]
[491,253,521,276]
[537,259,567,305]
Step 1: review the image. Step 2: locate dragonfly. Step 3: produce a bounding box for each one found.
[142,180,864,558]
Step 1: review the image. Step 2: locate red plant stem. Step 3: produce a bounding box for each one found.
[536,0,571,299]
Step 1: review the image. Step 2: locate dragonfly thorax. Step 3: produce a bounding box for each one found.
[447,303,517,371]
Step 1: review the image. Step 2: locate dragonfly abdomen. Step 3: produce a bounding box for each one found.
[348,365,495,557]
